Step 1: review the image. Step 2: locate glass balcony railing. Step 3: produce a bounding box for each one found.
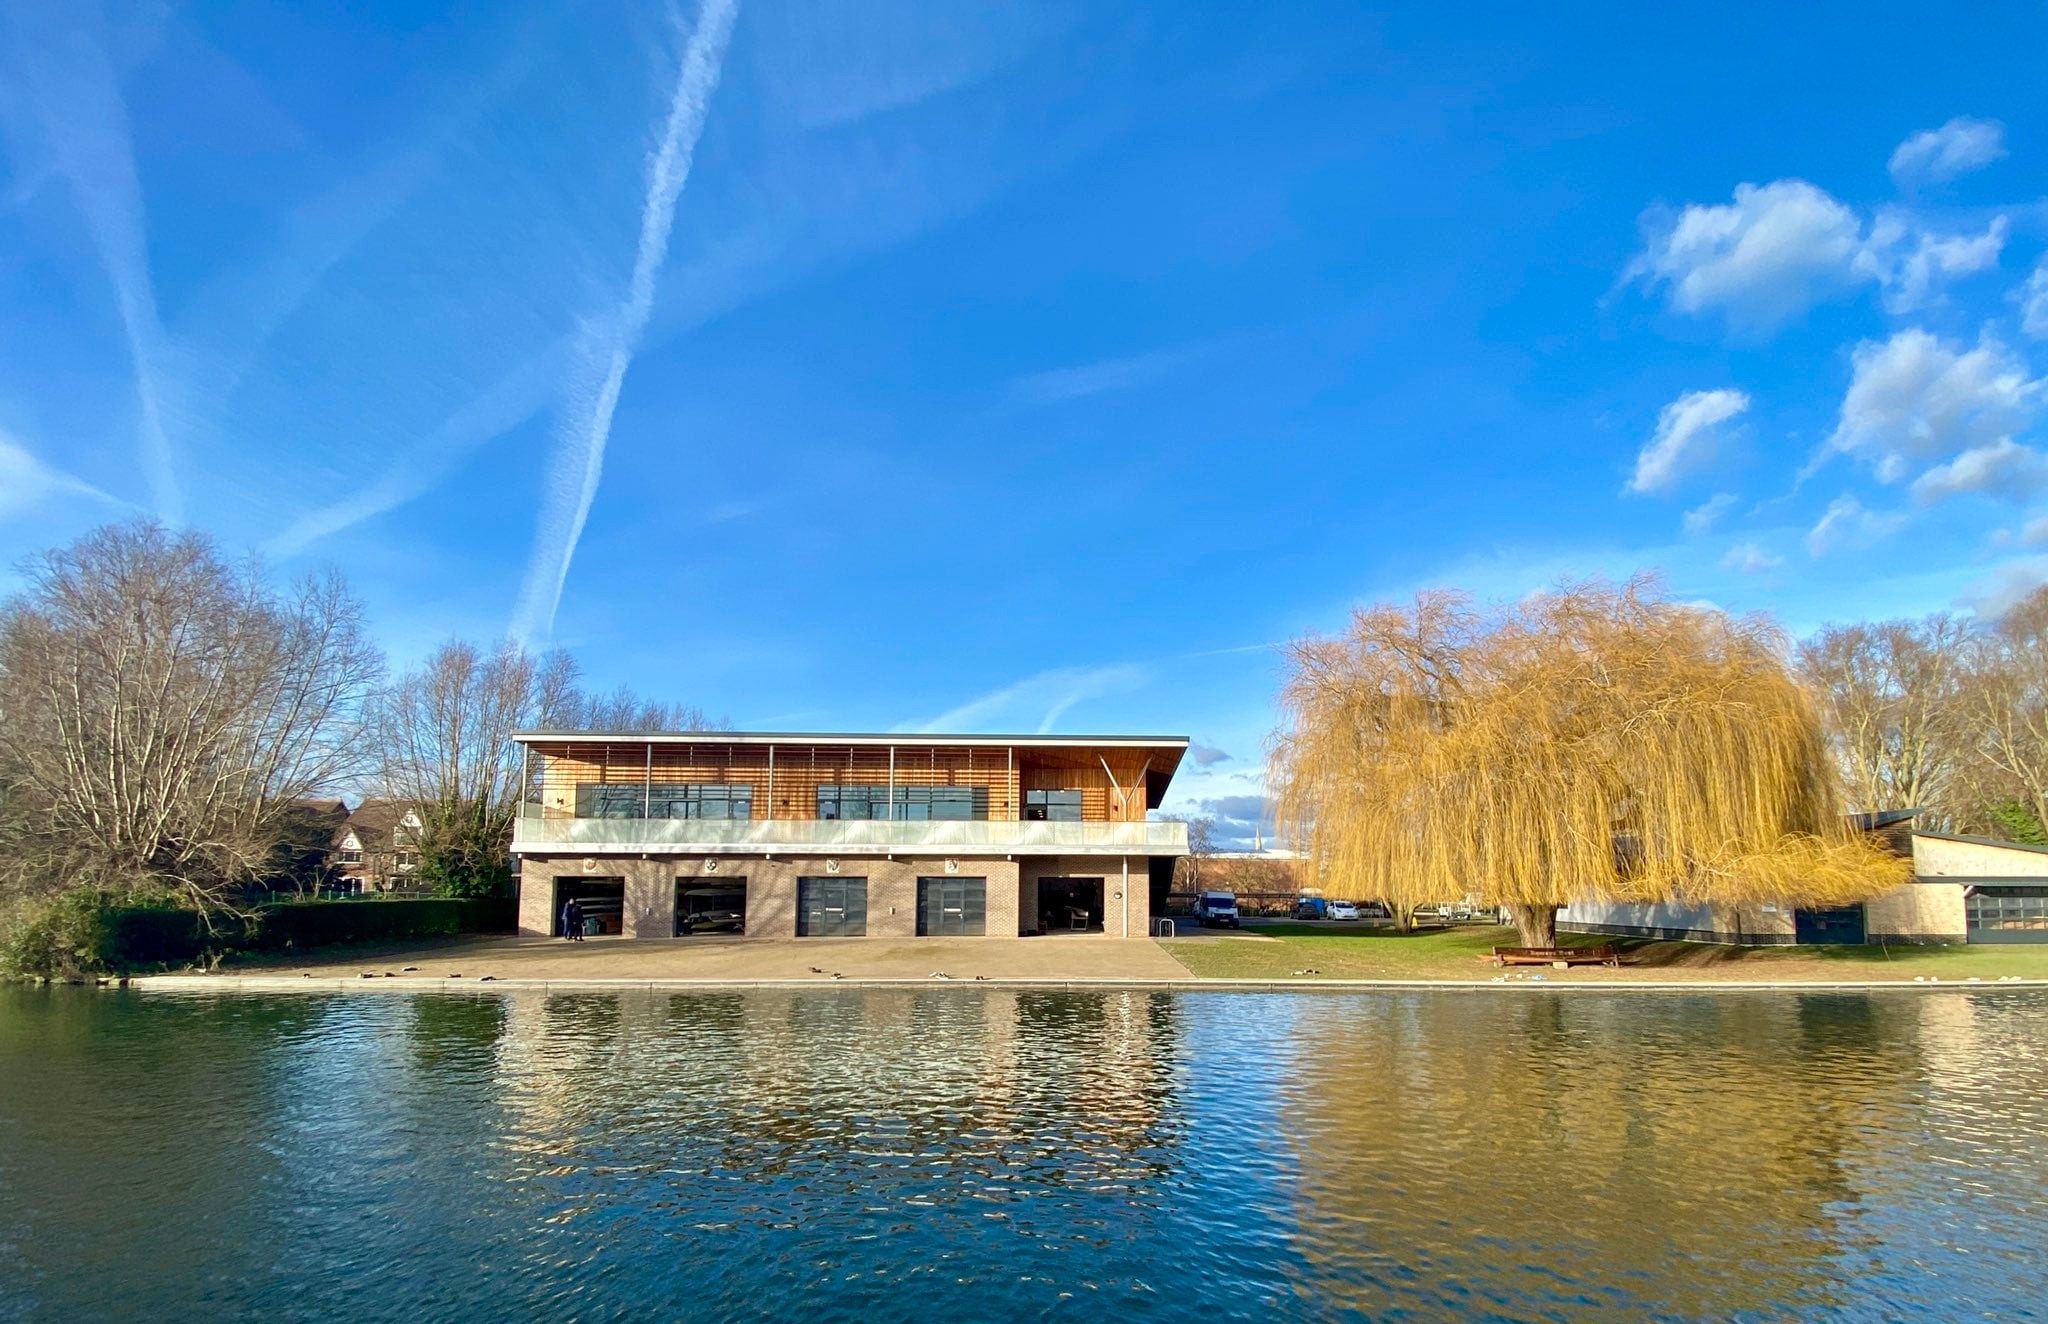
[511,806,1189,856]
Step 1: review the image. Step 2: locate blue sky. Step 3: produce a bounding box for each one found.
[2,2,2046,845]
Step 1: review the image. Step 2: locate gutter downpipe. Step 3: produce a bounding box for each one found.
[1122,854,1130,937]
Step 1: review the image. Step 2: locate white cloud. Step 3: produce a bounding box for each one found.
[1910,439,2048,504]
[1888,116,2007,188]
[1632,181,1866,332]
[1720,541,1783,573]
[1962,558,2048,617]
[1866,213,2007,314]
[0,431,112,521]
[2018,259,2048,340]
[1682,491,1738,534]
[1806,494,1906,557]
[1630,178,2012,331]
[1828,329,2041,481]
[2019,515,2048,548]
[1627,388,1750,494]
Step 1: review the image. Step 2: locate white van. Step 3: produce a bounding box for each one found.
[1194,891,1241,928]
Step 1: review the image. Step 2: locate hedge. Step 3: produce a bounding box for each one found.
[99,896,516,971]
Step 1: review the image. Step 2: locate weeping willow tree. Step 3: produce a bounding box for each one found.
[1270,578,1912,946]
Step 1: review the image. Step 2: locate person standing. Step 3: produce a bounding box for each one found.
[561,896,584,941]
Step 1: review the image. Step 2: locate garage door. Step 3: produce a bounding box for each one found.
[1794,905,1866,945]
[1967,886,2048,943]
[917,877,986,936]
[797,877,868,937]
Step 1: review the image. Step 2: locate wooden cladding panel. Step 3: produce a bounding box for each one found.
[1017,749,1158,822]
[534,742,1030,821]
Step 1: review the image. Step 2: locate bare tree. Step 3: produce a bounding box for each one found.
[560,683,719,734]
[1270,578,1910,946]
[1798,615,1970,820]
[0,523,381,911]
[1961,586,2048,836]
[372,642,718,893]
[372,642,574,894]
[1161,814,1217,889]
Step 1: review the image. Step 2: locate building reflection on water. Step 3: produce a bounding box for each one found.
[467,988,1189,1232]
[11,987,2045,1320]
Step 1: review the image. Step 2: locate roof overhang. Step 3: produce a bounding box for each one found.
[513,730,1191,752]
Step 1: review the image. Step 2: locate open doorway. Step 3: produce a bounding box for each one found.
[552,877,624,936]
[676,880,747,935]
[1037,877,1104,933]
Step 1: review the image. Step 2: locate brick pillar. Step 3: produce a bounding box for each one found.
[517,862,556,936]
[622,860,671,938]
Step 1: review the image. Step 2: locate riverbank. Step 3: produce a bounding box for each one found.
[112,925,2048,992]
[1163,922,2048,983]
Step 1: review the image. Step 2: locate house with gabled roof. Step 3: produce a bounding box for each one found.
[333,799,427,893]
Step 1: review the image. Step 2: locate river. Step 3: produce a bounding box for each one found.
[2,986,2045,1321]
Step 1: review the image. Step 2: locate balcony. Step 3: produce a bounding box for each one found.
[512,806,1189,857]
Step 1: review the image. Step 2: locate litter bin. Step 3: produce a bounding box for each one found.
[583,916,602,937]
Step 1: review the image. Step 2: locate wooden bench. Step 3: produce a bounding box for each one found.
[1488,944,1620,968]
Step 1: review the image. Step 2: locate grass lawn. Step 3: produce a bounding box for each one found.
[1161,922,2048,983]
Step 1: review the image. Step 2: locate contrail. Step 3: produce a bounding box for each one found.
[264,337,572,558]
[510,0,739,644]
[5,6,180,520]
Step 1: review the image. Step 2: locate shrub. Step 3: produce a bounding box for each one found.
[2,891,116,979]
[250,898,472,950]
[3,896,522,974]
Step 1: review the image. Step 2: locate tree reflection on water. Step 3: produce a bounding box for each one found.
[4,987,2047,1320]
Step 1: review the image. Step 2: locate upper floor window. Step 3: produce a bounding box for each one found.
[898,787,982,821]
[817,784,986,821]
[816,784,888,821]
[577,783,754,820]
[340,849,363,864]
[1024,789,1084,822]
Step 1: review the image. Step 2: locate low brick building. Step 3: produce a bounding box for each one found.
[511,731,1190,939]
[1560,826,2048,945]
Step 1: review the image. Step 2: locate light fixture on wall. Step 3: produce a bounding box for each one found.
[704,859,719,873]
[825,858,841,874]
[582,858,599,874]
[943,858,960,874]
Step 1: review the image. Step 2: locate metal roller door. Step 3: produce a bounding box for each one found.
[917,877,986,936]
[797,877,868,936]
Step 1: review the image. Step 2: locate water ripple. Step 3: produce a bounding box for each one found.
[3,987,2046,1322]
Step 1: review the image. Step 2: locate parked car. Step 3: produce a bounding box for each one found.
[1194,891,1241,928]
[1328,900,1361,921]
[1295,896,1328,920]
